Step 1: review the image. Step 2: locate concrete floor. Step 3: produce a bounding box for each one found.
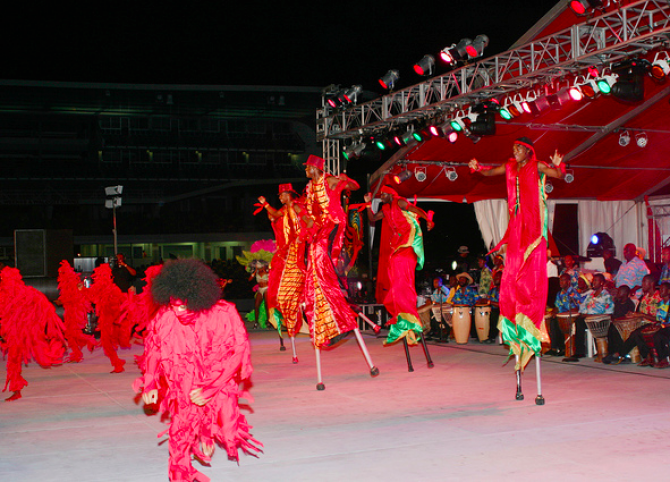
[2,324,670,482]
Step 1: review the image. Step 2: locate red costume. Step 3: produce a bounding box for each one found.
[376,193,426,345]
[0,266,66,400]
[86,263,127,373]
[135,259,261,481]
[266,186,308,337]
[304,163,359,347]
[57,260,94,363]
[492,143,552,369]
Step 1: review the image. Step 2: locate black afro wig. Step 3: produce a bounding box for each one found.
[151,258,221,312]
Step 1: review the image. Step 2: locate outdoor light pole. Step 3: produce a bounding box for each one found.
[104,185,123,256]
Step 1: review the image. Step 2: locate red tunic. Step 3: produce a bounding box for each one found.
[57,260,94,363]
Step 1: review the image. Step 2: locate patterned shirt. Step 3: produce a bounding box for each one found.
[614,257,650,289]
[660,264,670,284]
[478,267,492,296]
[656,299,670,325]
[638,291,661,317]
[560,267,580,290]
[430,285,450,304]
[451,285,478,306]
[488,285,500,304]
[580,289,614,315]
[554,287,580,312]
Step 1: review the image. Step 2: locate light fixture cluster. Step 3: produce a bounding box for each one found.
[326,85,363,109]
[569,0,610,16]
[379,35,490,90]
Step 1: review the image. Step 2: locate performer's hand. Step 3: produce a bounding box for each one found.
[468,158,479,171]
[363,193,372,203]
[550,149,564,166]
[190,388,210,406]
[142,389,158,405]
[258,196,267,204]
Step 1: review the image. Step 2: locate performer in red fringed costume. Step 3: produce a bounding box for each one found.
[86,263,128,373]
[303,155,360,347]
[57,260,95,363]
[134,259,262,482]
[257,183,311,338]
[469,137,564,371]
[365,186,434,345]
[0,266,66,401]
[128,264,164,372]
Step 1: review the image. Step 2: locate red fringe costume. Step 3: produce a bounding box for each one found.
[132,264,164,372]
[57,260,95,363]
[0,266,66,397]
[267,199,308,337]
[134,260,261,482]
[86,264,127,372]
[304,172,359,347]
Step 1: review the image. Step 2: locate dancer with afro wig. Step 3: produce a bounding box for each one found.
[134,258,262,482]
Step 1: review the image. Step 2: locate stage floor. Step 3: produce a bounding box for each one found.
[2,325,670,481]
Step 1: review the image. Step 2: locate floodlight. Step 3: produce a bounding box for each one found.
[618,130,631,147]
[343,85,362,103]
[415,167,427,182]
[105,185,123,196]
[343,143,366,160]
[379,70,400,90]
[564,169,575,183]
[414,55,435,76]
[439,44,460,64]
[545,182,554,193]
[446,168,458,181]
[392,169,413,184]
[467,35,489,58]
[636,132,648,148]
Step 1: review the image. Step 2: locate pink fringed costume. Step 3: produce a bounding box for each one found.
[57,260,95,363]
[86,263,127,372]
[0,266,66,399]
[134,259,262,482]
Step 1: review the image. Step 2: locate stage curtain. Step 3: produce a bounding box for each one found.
[577,200,646,259]
[474,199,509,252]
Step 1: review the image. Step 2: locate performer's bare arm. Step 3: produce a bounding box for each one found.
[258,196,282,221]
[538,150,565,179]
[468,158,506,176]
[363,193,384,222]
[293,203,314,229]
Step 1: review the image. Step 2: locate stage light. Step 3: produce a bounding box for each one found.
[402,131,416,144]
[412,130,424,142]
[545,182,554,193]
[569,0,604,15]
[499,106,512,120]
[378,70,399,90]
[463,127,481,144]
[568,85,583,101]
[455,38,473,59]
[446,167,458,181]
[343,85,362,104]
[591,233,600,245]
[342,142,366,161]
[587,231,615,257]
[393,169,413,184]
[467,35,489,59]
[651,59,670,80]
[469,111,496,136]
[415,167,427,182]
[450,117,465,132]
[636,132,648,148]
[326,93,341,108]
[596,74,618,95]
[564,169,575,183]
[374,137,393,151]
[447,130,458,143]
[618,130,631,147]
[428,124,441,137]
[414,55,435,76]
[439,44,460,64]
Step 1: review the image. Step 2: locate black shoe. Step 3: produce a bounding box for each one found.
[603,354,618,364]
[562,356,580,363]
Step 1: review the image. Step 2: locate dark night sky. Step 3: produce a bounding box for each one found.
[2,2,558,89]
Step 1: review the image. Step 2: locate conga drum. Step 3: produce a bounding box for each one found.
[452,304,472,345]
[584,314,611,362]
[474,304,491,342]
[641,323,661,362]
[556,312,576,357]
[612,316,647,363]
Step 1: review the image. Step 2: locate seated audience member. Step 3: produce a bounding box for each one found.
[605,281,669,366]
[651,282,670,368]
[636,274,661,320]
[612,285,635,319]
[566,272,613,362]
[546,273,580,357]
[614,243,649,294]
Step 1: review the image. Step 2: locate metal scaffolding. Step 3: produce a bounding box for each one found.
[317,0,670,159]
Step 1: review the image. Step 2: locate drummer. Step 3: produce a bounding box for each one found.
[451,272,478,306]
[419,276,450,338]
[546,273,581,357]
[604,281,669,366]
[565,272,613,362]
[478,270,502,344]
[650,282,670,368]
[560,255,581,290]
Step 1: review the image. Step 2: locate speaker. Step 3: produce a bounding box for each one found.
[14,229,73,278]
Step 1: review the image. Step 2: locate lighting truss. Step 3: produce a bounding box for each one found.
[317,0,670,159]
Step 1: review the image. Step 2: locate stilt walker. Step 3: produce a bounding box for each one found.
[57,260,95,363]
[0,266,67,401]
[256,183,311,363]
[364,186,435,371]
[303,155,379,389]
[470,137,565,403]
